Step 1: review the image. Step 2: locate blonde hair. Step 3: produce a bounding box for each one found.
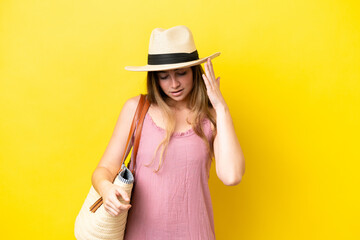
[144,65,217,173]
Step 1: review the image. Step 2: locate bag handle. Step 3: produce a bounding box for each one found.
[129,94,150,177]
[89,94,150,213]
[119,94,146,171]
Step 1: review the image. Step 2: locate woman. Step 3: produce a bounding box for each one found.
[91,25,245,239]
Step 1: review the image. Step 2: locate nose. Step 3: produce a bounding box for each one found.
[170,75,180,88]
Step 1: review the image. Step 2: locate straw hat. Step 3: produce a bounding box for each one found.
[125,25,221,72]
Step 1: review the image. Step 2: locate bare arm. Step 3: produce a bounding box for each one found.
[91,95,141,216]
[211,106,245,186]
[202,58,245,186]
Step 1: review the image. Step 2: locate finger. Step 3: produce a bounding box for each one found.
[115,188,130,202]
[216,77,220,87]
[112,197,131,212]
[202,73,211,90]
[109,194,122,209]
[204,62,214,89]
[107,197,131,213]
[111,193,131,209]
[109,207,120,216]
[119,203,132,211]
[106,207,117,217]
[208,58,216,81]
[206,58,215,82]
[105,201,120,216]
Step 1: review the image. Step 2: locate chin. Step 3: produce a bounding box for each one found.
[167,93,189,103]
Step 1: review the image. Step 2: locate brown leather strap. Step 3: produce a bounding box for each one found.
[130,96,150,177]
[90,94,150,213]
[118,95,145,171]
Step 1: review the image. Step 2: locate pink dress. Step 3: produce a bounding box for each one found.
[124,112,216,240]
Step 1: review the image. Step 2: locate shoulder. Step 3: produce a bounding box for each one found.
[115,95,144,129]
[124,95,142,109]
[121,95,143,115]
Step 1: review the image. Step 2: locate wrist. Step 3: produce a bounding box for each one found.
[214,103,229,115]
[98,179,112,197]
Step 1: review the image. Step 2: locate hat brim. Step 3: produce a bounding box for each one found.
[124,52,221,72]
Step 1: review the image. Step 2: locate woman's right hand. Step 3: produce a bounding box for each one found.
[101,181,132,217]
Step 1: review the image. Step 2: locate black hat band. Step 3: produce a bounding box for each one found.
[148,50,199,65]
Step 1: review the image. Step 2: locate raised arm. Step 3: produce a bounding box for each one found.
[202,58,245,186]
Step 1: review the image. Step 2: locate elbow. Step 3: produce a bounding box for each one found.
[220,166,245,186]
[217,158,245,186]
[222,175,242,186]
[218,170,242,186]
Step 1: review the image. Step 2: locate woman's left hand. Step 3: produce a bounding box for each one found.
[202,58,227,111]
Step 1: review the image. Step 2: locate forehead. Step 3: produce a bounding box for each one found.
[157,67,190,74]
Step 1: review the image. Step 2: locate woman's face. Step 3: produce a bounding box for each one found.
[156,67,193,104]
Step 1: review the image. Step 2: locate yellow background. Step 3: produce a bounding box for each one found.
[1,0,359,239]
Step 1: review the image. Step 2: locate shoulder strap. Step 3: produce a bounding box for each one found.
[129,95,151,176]
[118,94,146,170]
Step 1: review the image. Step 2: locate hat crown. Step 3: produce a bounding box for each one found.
[148,25,196,54]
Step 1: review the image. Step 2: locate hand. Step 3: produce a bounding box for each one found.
[101,181,132,217]
[202,58,227,111]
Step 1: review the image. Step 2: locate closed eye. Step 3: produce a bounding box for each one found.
[159,71,187,80]
[159,75,169,80]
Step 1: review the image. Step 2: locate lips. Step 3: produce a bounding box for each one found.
[170,89,184,96]
[171,89,183,93]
